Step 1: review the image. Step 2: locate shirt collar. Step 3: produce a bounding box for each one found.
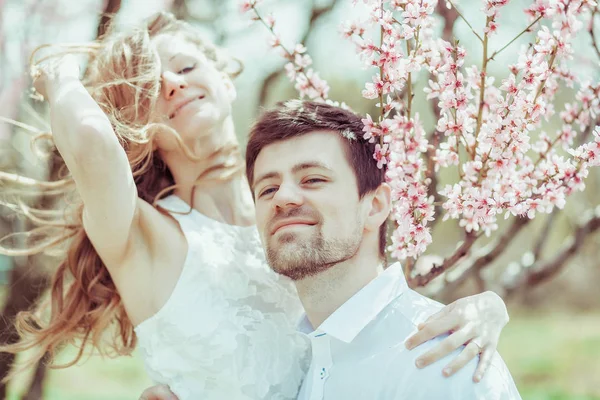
[298,262,408,343]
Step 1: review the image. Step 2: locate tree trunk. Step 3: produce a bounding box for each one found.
[0,264,48,399]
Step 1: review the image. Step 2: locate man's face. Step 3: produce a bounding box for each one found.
[252,131,366,280]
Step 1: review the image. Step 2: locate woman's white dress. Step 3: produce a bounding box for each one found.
[134,195,310,399]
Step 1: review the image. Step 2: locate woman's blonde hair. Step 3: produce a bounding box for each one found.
[0,11,242,377]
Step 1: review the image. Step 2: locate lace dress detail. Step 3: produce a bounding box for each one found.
[134,195,310,400]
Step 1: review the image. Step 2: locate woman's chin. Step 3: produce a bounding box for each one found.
[184,110,231,132]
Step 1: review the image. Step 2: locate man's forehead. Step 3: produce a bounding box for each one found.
[254,131,343,172]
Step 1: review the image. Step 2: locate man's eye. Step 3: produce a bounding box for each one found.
[178,64,196,74]
[304,178,325,184]
[259,187,277,197]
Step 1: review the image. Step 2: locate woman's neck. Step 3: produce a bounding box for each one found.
[161,118,255,227]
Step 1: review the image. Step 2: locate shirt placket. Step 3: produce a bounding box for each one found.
[309,332,333,400]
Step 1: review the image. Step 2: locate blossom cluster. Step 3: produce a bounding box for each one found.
[243,0,600,261]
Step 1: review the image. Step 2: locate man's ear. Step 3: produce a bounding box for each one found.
[365,183,392,233]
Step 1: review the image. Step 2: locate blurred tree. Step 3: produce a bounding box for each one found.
[0,1,122,397]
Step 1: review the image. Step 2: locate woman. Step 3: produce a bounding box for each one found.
[0,12,509,400]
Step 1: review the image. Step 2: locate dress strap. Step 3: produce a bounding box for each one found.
[156,195,197,235]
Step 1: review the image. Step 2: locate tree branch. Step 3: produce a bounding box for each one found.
[408,230,479,287]
[506,208,600,295]
[533,212,557,261]
[439,216,531,295]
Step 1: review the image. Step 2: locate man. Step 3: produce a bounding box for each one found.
[244,100,521,399]
[140,100,520,399]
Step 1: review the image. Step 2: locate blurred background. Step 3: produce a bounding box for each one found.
[0,0,599,399]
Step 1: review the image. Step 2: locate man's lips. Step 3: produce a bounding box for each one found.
[270,220,317,235]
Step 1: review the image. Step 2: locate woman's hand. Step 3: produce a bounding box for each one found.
[404,290,509,382]
[31,53,80,101]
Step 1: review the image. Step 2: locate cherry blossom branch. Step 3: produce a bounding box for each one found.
[425,1,458,230]
[256,0,339,107]
[245,1,329,102]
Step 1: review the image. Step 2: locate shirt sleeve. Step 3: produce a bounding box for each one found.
[380,348,522,400]
[421,352,522,400]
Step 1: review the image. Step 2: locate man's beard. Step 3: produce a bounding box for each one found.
[265,209,363,281]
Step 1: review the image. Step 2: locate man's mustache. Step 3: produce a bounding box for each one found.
[267,207,322,234]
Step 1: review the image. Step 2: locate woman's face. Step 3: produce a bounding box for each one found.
[151,32,236,149]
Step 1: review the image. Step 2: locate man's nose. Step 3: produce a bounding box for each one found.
[272,183,304,210]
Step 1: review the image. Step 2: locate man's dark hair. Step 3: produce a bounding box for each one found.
[245,100,388,258]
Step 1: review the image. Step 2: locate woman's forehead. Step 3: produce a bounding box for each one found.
[152,32,203,63]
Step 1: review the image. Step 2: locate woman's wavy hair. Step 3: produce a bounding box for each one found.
[0,11,242,378]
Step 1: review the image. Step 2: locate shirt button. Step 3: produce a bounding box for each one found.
[319,367,329,380]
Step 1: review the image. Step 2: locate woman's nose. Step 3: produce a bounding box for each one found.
[162,71,188,100]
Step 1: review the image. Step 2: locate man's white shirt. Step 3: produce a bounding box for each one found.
[296,262,521,400]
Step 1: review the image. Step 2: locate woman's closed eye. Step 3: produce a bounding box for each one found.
[178,64,196,74]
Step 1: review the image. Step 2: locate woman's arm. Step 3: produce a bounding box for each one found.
[405,291,509,382]
[36,55,139,267]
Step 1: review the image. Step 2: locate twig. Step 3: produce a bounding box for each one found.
[406,40,413,119]
[378,0,385,131]
[589,5,600,60]
[488,16,543,62]
[447,0,483,43]
[473,16,492,146]
[578,115,600,145]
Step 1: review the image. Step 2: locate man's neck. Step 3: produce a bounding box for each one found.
[295,248,384,330]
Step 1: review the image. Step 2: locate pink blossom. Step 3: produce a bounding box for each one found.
[361,114,380,142]
[374,143,390,168]
[484,20,499,35]
[239,0,258,13]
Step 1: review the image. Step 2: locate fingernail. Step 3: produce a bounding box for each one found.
[474,374,482,382]
[416,359,424,368]
[443,368,451,376]
[405,340,412,349]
